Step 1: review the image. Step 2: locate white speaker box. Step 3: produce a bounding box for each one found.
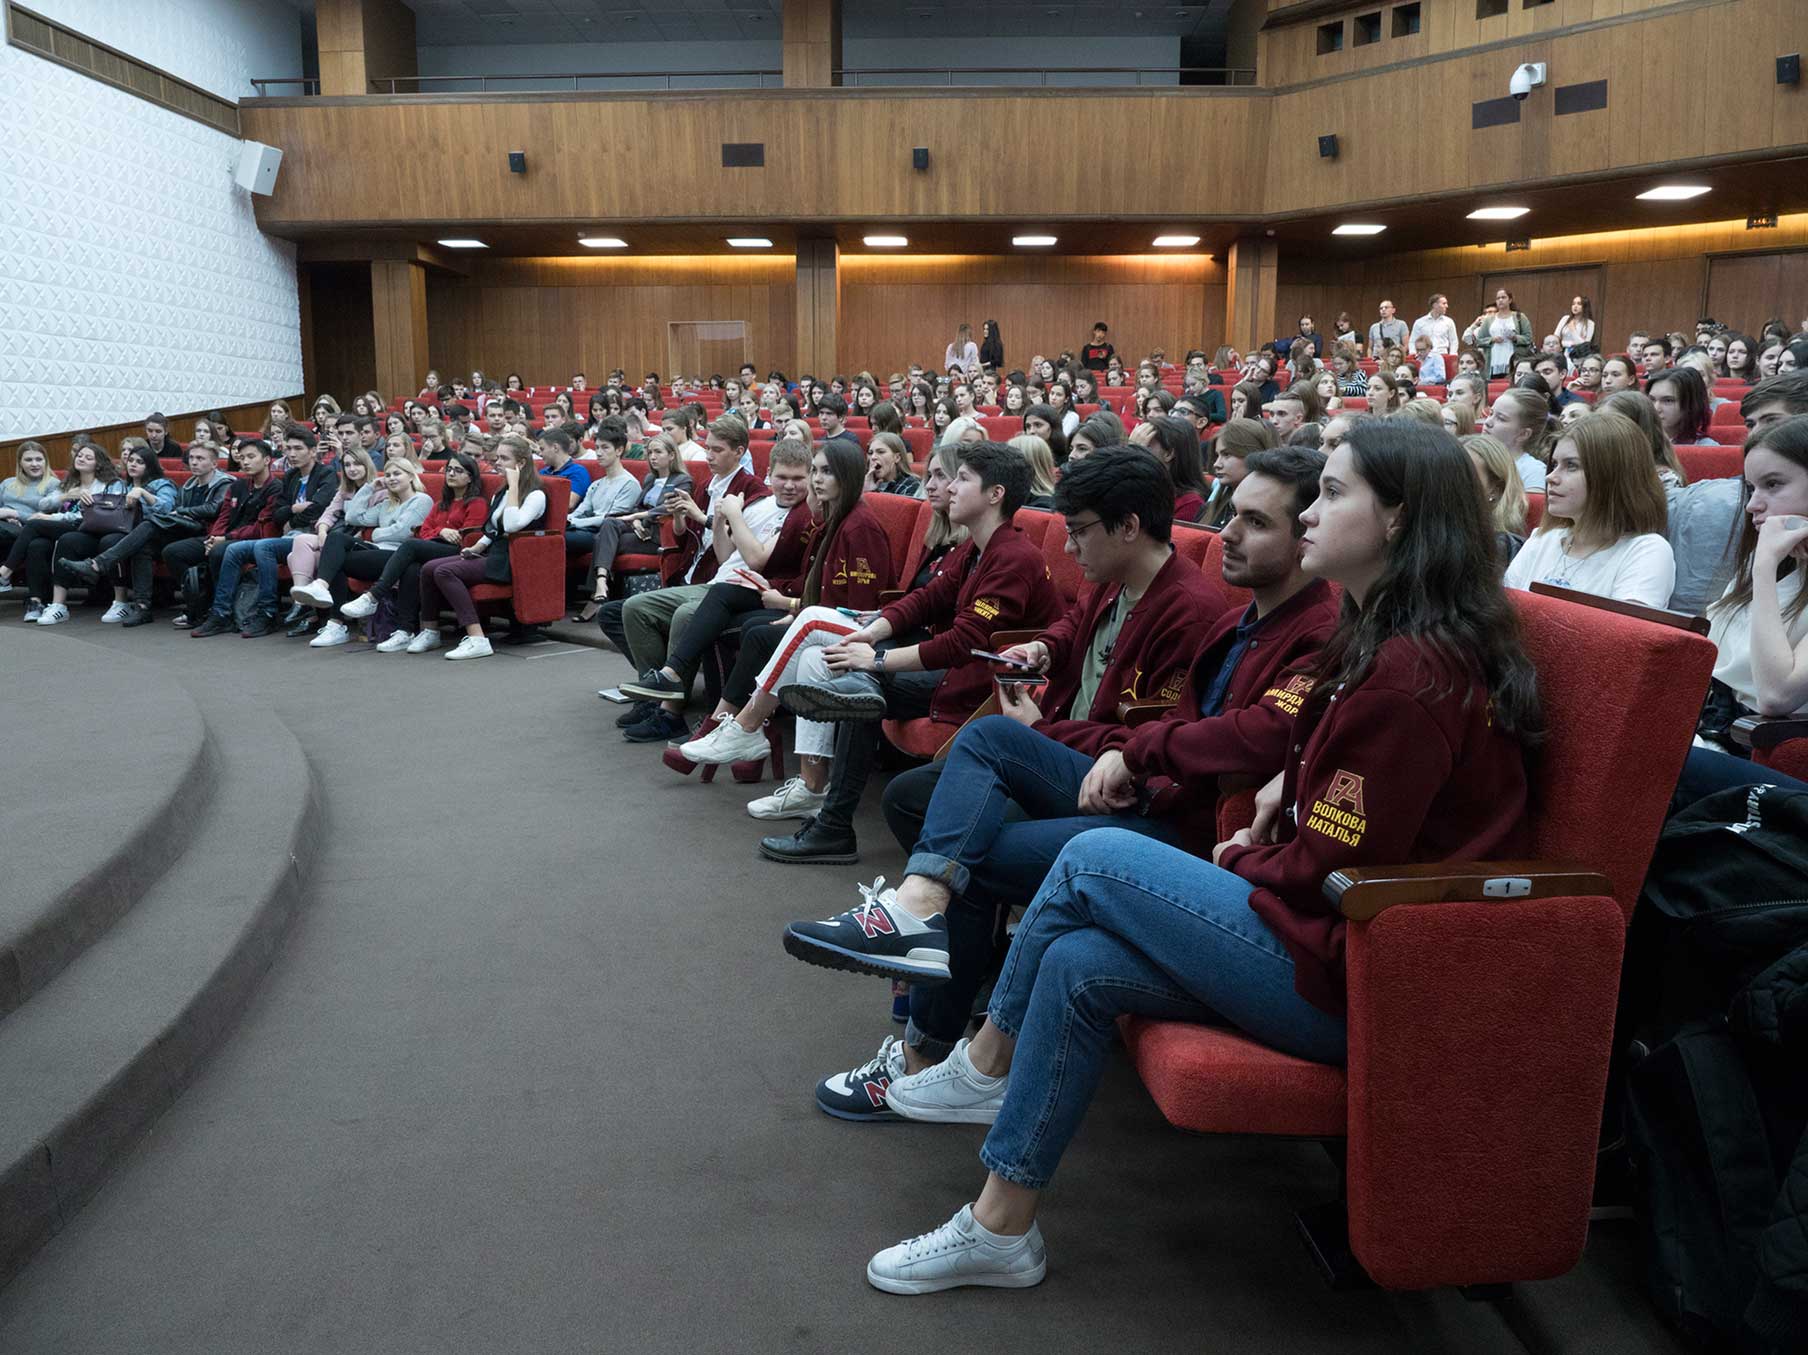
[234,140,282,196]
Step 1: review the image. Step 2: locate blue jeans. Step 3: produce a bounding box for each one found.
[1673,744,1808,812]
[903,716,1178,1057]
[209,536,294,616]
[979,828,1347,1190]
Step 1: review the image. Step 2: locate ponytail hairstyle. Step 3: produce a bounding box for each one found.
[802,437,870,609]
[1307,419,1543,743]
[494,434,544,504]
[1712,415,1808,625]
[1490,387,1558,465]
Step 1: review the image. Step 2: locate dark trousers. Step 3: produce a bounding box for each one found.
[5,519,84,599]
[162,536,233,610]
[51,529,127,594]
[98,521,201,606]
[815,669,943,835]
[598,597,630,658]
[724,618,788,707]
[590,517,658,578]
[369,538,459,630]
[667,584,780,679]
[319,534,393,617]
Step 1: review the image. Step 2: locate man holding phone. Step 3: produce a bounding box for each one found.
[790,449,1340,1119]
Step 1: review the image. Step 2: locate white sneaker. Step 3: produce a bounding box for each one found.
[866,1204,1047,1294]
[679,718,771,765]
[406,629,442,654]
[35,602,69,626]
[884,1038,1009,1125]
[375,629,415,653]
[309,619,351,648]
[290,578,334,608]
[747,776,827,820]
[171,612,190,628]
[340,590,379,619]
[100,601,130,623]
[445,634,493,660]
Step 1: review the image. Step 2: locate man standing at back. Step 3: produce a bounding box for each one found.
[1410,293,1460,356]
[1369,299,1408,357]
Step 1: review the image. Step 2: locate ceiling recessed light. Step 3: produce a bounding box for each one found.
[1152,234,1200,247]
[579,236,628,248]
[1332,223,1387,236]
[1013,235,1058,247]
[437,238,487,249]
[1637,184,1711,201]
[863,235,909,247]
[726,237,773,248]
[1466,206,1529,220]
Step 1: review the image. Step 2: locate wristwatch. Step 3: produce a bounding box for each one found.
[873,648,886,674]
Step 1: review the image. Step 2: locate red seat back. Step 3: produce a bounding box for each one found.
[862,491,930,584]
[980,415,1022,441]
[1676,444,1744,482]
[1524,491,1544,532]
[901,427,933,463]
[1509,590,1715,916]
[1198,530,1253,611]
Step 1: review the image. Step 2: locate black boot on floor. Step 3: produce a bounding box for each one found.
[285,611,318,638]
[759,816,859,865]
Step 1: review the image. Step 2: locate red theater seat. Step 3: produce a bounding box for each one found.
[1120,589,1715,1291]
[1676,444,1743,482]
[466,486,570,625]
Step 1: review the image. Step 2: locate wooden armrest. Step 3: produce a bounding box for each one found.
[989,629,1042,649]
[1322,859,1613,922]
[1528,582,1710,635]
[1116,698,1175,728]
[1730,713,1808,750]
[879,589,906,603]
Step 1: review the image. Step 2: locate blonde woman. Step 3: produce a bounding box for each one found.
[0,441,60,558]
[1503,411,1674,607]
[1483,387,1557,493]
[1007,434,1059,509]
[308,458,433,647]
[1440,401,1478,438]
[1461,432,1530,567]
[913,440,968,581]
[286,446,380,629]
[1600,389,1690,488]
[865,432,921,496]
[941,414,986,448]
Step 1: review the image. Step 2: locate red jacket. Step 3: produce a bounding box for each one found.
[1216,634,1531,1018]
[760,502,819,589]
[209,475,283,540]
[1033,549,1226,755]
[1111,578,1340,845]
[1174,489,1207,524]
[880,523,1063,723]
[807,500,895,611]
[666,468,771,585]
[419,495,489,545]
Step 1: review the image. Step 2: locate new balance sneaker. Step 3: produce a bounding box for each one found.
[866,1205,1046,1295]
[619,667,688,702]
[747,776,827,820]
[817,1035,907,1122]
[290,578,334,608]
[783,878,951,982]
[777,681,889,723]
[309,619,352,648]
[405,628,442,654]
[34,602,69,626]
[340,589,379,619]
[445,634,493,660]
[678,717,770,765]
[884,1038,1008,1125]
[375,629,415,653]
[100,600,130,623]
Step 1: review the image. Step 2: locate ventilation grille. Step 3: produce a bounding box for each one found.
[6,3,239,135]
[722,142,766,168]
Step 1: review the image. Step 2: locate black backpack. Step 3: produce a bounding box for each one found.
[1622,785,1808,1352]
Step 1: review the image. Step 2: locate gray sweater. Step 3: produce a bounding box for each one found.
[343,489,433,549]
[0,476,61,521]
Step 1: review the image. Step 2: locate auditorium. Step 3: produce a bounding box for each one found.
[3,0,1808,1349]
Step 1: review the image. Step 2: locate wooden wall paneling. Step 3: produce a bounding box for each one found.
[1771,0,1808,148]
[0,395,305,478]
[1706,251,1808,336]
[305,263,377,402]
[362,0,417,86]
[795,240,839,377]
[782,0,840,88]
[1479,267,1605,350]
[370,260,430,402]
[1225,238,1279,353]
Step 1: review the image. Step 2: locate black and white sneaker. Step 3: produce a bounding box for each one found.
[816,1035,908,1122]
[783,878,951,983]
[619,667,687,702]
[777,682,889,723]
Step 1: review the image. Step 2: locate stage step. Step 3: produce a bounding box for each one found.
[0,692,319,1287]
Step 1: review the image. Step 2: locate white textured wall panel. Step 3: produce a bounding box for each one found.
[0,3,304,440]
[26,0,301,102]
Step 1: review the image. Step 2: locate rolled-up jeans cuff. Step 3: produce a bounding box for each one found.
[904,1017,956,1062]
[904,850,968,898]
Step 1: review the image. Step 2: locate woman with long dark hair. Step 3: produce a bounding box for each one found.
[1132,413,1210,522]
[978,319,1004,371]
[804,419,1542,1294]
[1020,402,1069,466]
[1647,367,1716,446]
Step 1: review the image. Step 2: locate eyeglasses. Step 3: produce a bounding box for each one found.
[1064,517,1105,544]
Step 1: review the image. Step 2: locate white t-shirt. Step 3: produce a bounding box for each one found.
[1410,314,1460,355]
[717,493,787,579]
[1503,528,1676,608]
[1707,570,1808,712]
[1516,453,1547,492]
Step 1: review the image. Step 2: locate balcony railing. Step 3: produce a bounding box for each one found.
[249,66,1257,98]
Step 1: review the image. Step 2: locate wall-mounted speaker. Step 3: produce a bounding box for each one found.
[912,146,929,171]
[1779,54,1801,86]
[234,140,282,196]
[508,151,527,174]
[1317,134,1339,159]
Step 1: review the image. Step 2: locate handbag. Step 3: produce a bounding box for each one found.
[79,493,140,536]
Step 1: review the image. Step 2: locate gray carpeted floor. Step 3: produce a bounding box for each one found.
[0,620,1690,1354]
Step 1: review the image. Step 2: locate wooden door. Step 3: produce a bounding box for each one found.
[668,321,748,384]
[1706,253,1808,338]
[1479,267,1605,354]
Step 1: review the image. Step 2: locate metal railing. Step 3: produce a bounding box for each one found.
[249,66,1257,97]
[835,66,1258,87]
